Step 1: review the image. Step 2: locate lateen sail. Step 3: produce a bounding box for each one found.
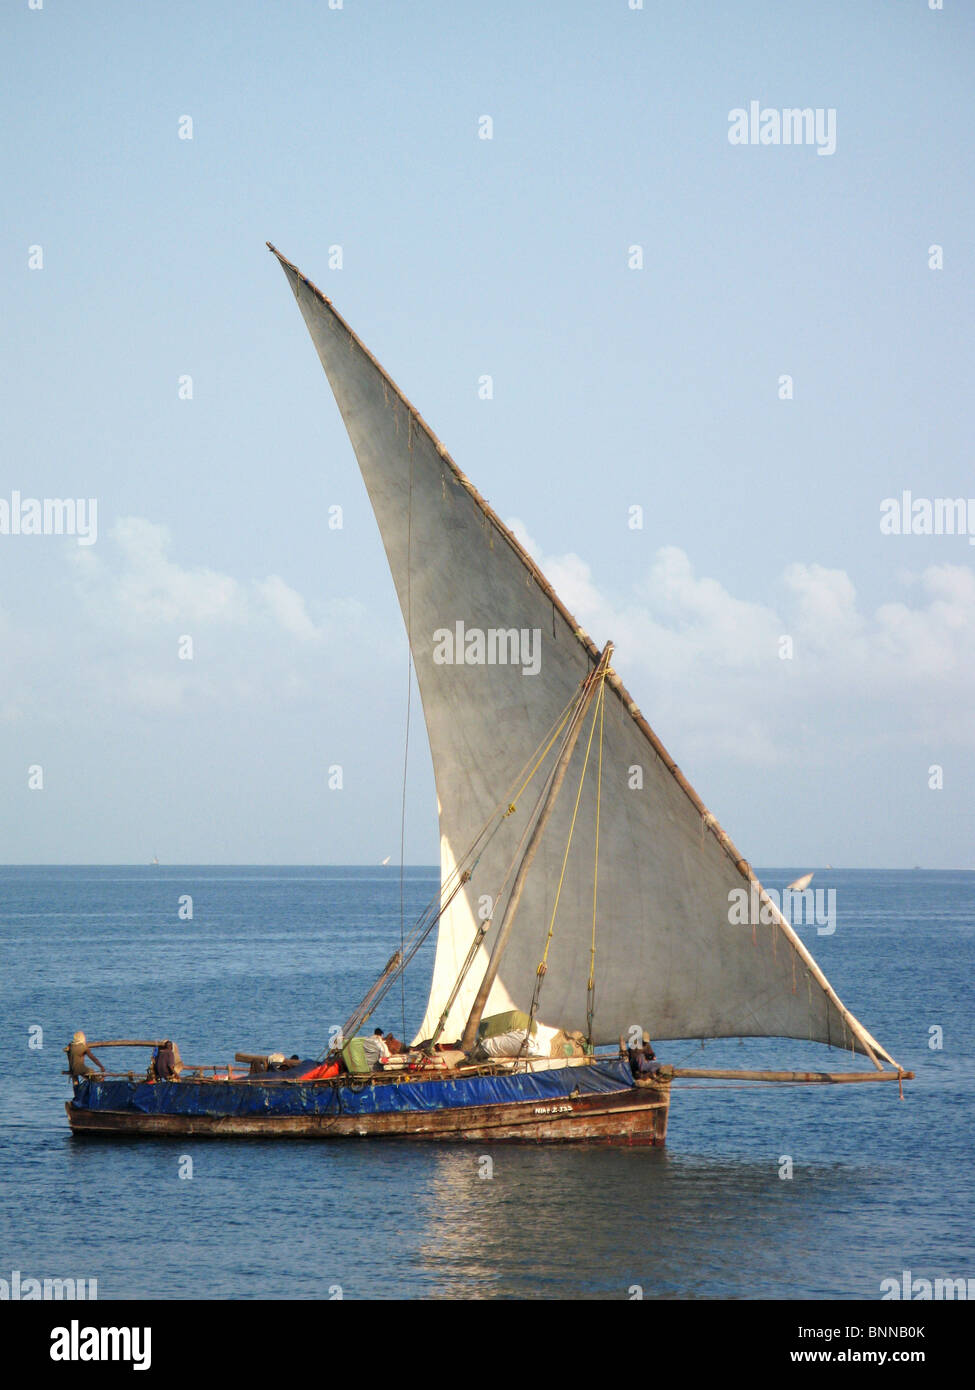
[271,245,897,1067]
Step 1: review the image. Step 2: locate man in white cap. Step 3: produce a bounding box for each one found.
[66,1032,105,1081]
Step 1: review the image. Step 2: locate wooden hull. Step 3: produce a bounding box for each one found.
[65,1080,669,1145]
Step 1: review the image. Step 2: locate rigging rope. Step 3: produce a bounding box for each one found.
[324,868,474,1059]
[426,684,592,1047]
[399,447,415,1041]
[399,660,411,1042]
[586,680,605,1048]
[522,665,608,1049]
[331,702,576,1058]
[337,670,603,1057]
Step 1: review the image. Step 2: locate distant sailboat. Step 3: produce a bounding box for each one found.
[64,248,912,1144]
[380,856,391,866]
[786,872,814,892]
[149,856,159,866]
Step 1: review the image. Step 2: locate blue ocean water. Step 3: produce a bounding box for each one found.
[0,866,971,1301]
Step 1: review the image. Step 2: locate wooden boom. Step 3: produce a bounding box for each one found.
[662,1067,914,1083]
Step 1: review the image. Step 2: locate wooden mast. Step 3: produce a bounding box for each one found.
[458,644,613,1054]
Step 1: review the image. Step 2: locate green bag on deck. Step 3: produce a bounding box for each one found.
[342,1037,370,1073]
[477,1010,537,1041]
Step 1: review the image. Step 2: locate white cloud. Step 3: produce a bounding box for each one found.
[32,514,393,721]
[506,517,975,760]
[72,517,326,642]
[72,517,247,629]
[256,574,322,643]
[782,562,861,647]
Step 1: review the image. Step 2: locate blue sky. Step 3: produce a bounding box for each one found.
[2,0,973,865]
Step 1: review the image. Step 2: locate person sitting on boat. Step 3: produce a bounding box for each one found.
[383,1031,405,1055]
[361,1028,391,1069]
[66,1032,105,1081]
[625,1032,660,1078]
[155,1040,179,1081]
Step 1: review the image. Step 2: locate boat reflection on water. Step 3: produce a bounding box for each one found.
[412,1135,883,1299]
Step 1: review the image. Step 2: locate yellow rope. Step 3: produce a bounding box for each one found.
[588,681,605,995]
[537,668,607,974]
[509,700,575,807]
[439,688,580,910]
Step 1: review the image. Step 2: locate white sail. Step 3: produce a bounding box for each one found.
[271,246,896,1067]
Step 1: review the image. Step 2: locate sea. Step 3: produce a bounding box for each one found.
[0,865,971,1302]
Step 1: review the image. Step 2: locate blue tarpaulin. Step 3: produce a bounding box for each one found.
[71,1058,634,1118]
